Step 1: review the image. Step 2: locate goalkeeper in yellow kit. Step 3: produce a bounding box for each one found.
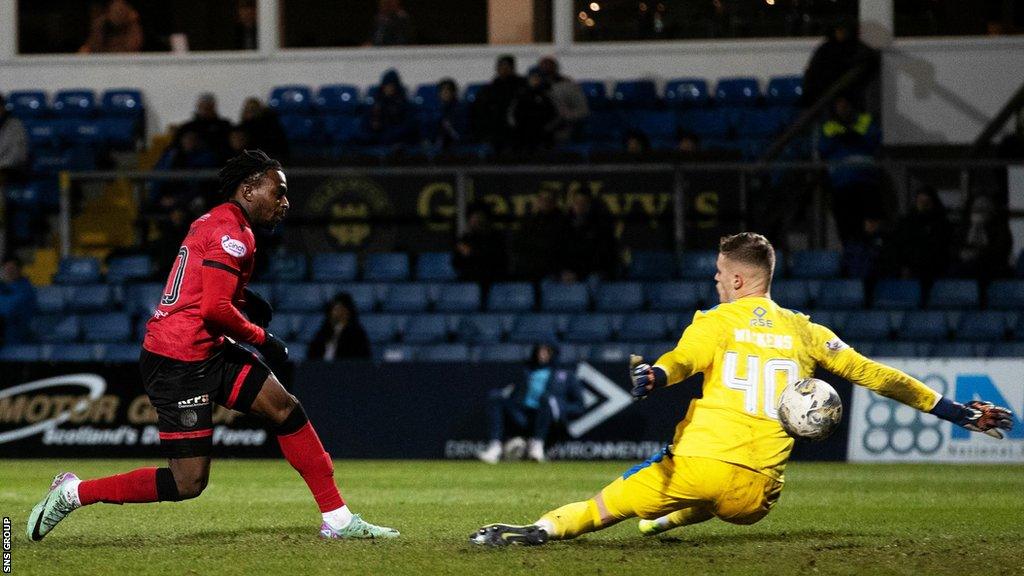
[471,232,1013,546]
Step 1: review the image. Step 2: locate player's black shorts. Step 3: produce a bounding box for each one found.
[140,342,271,458]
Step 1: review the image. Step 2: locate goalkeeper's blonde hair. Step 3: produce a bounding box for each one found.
[719,232,775,282]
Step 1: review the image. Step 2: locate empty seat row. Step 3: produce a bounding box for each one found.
[5,89,144,119]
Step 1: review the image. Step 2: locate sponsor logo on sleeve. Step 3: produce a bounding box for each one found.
[221,235,247,258]
[825,338,849,352]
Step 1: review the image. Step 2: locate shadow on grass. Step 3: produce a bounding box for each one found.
[62,525,322,549]
[565,528,868,550]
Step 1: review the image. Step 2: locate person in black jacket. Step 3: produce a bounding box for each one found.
[307,292,371,361]
[801,21,879,109]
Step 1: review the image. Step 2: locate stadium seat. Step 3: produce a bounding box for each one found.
[815,279,865,309]
[487,282,535,312]
[52,344,99,362]
[434,283,480,312]
[52,89,96,117]
[612,80,659,108]
[316,85,361,113]
[478,343,528,362]
[462,82,488,104]
[927,279,980,309]
[664,78,710,107]
[21,119,65,148]
[619,313,669,341]
[509,314,560,343]
[771,280,812,310]
[955,311,1010,342]
[6,90,48,117]
[987,342,1024,358]
[592,343,631,362]
[558,343,591,363]
[986,280,1024,310]
[100,117,139,149]
[541,282,589,312]
[101,89,144,117]
[54,256,101,284]
[262,252,308,282]
[623,110,678,142]
[268,85,314,112]
[379,344,415,362]
[734,108,789,139]
[35,286,65,314]
[279,114,321,143]
[416,252,457,281]
[403,314,449,344]
[418,343,471,362]
[268,312,304,341]
[714,78,761,106]
[106,255,152,283]
[790,251,841,279]
[31,315,80,343]
[595,282,643,312]
[897,311,950,341]
[581,110,625,143]
[766,76,803,106]
[381,284,430,312]
[82,312,133,342]
[804,310,836,329]
[457,314,508,344]
[677,109,731,139]
[362,314,403,344]
[292,314,322,343]
[873,279,922,310]
[322,114,362,144]
[364,253,410,281]
[841,311,891,340]
[929,342,982,358]
[412,84,440,110]
[0,344,44,361]
[311,253,357,282]
[105,343,143,362]
[577,80,609,109]
[275,283,327,312]
[125,282,163,316]
[628,251,677,280]
[65,285,113,312]
[325,283,379,312]
[646,281,705,311]
[679,251,718,280]
[564,315,614,343]
[881,342,929,358]
[66,120,104,145]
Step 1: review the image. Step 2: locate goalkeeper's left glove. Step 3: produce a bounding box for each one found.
[930,397,1014,439]
[243,287,274,328]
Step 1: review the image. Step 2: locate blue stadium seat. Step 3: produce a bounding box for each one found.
[714,78,761,106]
[646,281,705,311]
[311,253,357,282]
[316,85,361,113]
[125,282,163,315]
[418,343,470,362]
[322,114,362,144]
[623,110,678,141]
[876,342,927,358]
[54,257,101,284]
[487,282,534,311]
[22,119,65,148]
[31,315,80,343]
[268,312,304,341]
[268,85,314,112]
[326,283,378,312]
[790,251,841,279]
[577,80,609,109]
[101,89,144,117]
[897,311,950,341]
[82,312,132,342]
[815,279,865,309]
[509,314,560,343]
[564,315,614,343]
[986,280,1024,310]
[382,284,430,313]
[541,282,589,312]
[664,78,710,107]
[927,279,980,309]
[462,82,488,104]
[804,310,835,329]
[403,314,449,344]
[735,108,789,138]
[104,343,142,362]
[629,251,677,280]
[457,314,507,344]
[478,343,528,361]
[771,280,812,310]
[679,251,718,280]
[0,344,44,361]
[53,344,99,362]
[620,313,669,342]
[106,255,152,283]
[612,80,659,108]
[65,285,112,312]
[378,344,415,362]
[101,118,139,148]
[591,343,631,362]
[955,311,1010,342]
[988,342,1024,357]
[581,110,625,143]
[677,109,731,139]
[766,76,803,106]
[873,280,922,310]
[275,283,327,312]
[66,120,104,145]
[362,314,404,344]
[841,311,891,340]
[929,342,982,358]
[36,286,65,314]
[292,314,322,343]
[52,90,96,117]
[6,90,48,117]
[412,84,440,110]
[364,253,410,281]
[279,114,321,143]
[557,343,591,363]
[434,283,480,312]
[595,282,643,312]
[31,147,96,173]
[416,252,457,281]
[262,252,308,282]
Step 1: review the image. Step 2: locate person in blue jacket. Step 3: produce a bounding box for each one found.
[0,257,37,344]
[478,343,584,463]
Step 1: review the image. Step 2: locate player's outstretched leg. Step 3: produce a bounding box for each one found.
[250,375,398,539]
[638,505,714,536]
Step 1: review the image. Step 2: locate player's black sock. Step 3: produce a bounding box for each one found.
[156,467,183,502]
[275,403,309,436]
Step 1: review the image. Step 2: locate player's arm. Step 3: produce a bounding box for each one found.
[631,312,719,398]
[809,323,1013,439]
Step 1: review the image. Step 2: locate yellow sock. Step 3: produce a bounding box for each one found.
[656,505,713,530]
[537,500,601,540]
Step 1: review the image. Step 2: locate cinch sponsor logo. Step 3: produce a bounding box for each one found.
[0,375,106,444]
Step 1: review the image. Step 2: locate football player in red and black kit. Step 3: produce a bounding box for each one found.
[28,150,399,541]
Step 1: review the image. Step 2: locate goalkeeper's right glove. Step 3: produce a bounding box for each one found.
[630,357,667,400]
[930,397,1014,439]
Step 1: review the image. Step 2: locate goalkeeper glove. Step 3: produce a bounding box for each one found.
[257,331,289,365]
[930,397,1014,439]
[629,355,667,400]
[243,287,274,328]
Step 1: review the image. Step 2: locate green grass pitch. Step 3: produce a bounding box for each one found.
[2,460,1022,575]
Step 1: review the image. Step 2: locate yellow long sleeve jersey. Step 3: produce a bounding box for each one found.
[654,296,940,482]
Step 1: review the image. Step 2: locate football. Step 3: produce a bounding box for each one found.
[777,378,843,441]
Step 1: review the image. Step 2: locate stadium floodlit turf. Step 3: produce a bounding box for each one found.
[2,460,1022,575]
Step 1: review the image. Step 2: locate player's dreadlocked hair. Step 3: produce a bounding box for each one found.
[218,149,282,198]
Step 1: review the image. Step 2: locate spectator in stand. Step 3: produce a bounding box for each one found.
[151,128,220,209]
[801,20,879,109]
[474,55,528,153]
[359,69,417,146]
[537,56,589,145]
[429,78,469,150]
[817,95,882,246]
[953,195,1013,280]
[623,129,651,156]
[511,190,569,281]
[453,203,507,292]
[478,344,584,464]
[563,189,619,281]
[677,130,700,154]
[178,93,233,161]
[512,67,558,153]
[228,127,249,156]
[308,292,372,361]
[0,257,37,345]
[147,205,191,280]
[231,0,258,50]
[369,0,415,46]
[0,94,28,182]
[892,185,952,282]
[239,97,289,161]
[843,212,896,280]
[79,0,144,54]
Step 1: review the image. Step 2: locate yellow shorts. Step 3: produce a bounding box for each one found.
[596,449,783,525]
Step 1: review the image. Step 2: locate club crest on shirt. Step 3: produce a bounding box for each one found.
[221,235,247,258]
[825,338,848,352]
